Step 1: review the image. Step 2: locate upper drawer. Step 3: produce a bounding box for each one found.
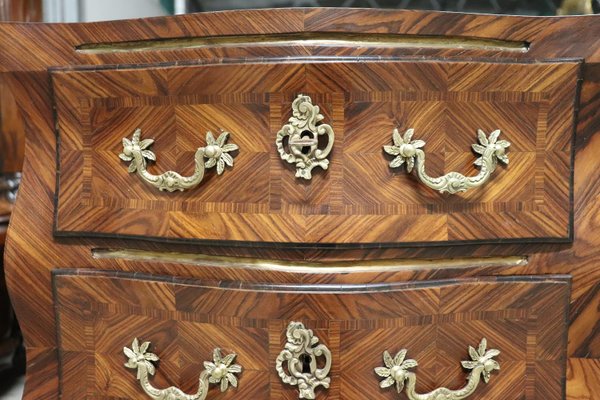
[51,59,580,245]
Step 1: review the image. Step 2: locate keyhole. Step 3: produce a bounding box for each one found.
[299,354,312,373]
[300,131,312,155]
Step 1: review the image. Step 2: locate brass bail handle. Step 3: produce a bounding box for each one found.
[384,128,510,194]
[119,128,239,192]
[124,338,242,400]
[375,338,500,400]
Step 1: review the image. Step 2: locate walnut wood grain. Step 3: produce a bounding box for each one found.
[0,8,598,399]
[54,270,569,399]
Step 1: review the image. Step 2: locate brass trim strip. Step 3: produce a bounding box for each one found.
[92,248,527,274]
[76,32,529,54]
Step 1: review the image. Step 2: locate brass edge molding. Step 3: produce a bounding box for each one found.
[384,128,510,194]
[276,94,334,180]
[375,338,500,399]
[120,128,238,192]
[124,338,242,399]
[75,32,529,54]
[276,322,332,399]
[92,249,528,274]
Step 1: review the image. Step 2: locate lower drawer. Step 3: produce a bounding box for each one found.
[53,270,569,399]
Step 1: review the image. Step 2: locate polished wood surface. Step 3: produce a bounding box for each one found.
[0,0,40,173]
[54,270,569,399]
[0,75,25,174]
[0,8,597,399]
[52,59,579,244]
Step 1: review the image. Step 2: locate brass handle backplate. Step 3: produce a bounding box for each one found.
[384,128,510,194]
[119,128,238,192]
[276,94,335,180]
[276,321,332,399]
[124,338,242,400]
[375,338,500,400]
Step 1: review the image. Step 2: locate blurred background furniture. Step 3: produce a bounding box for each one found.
[185,0,597,15]
[0,0,40,393]
[0,201,25,390]
[40,0,598,22]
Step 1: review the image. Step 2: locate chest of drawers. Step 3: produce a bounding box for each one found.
[1,8,599,399]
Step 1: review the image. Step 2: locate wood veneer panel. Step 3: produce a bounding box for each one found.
[52,59,579,245]
[54,270,569,399]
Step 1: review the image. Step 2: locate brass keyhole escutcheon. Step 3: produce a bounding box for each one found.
[276,322,332,399]
[276,94,335,180]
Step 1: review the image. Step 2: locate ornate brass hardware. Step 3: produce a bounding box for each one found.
[276,94,335,180]
[384,128,510,194]
[124,338,242,399]
[375,338,500,400]
[119,128,238,192]
[276,322,332,399]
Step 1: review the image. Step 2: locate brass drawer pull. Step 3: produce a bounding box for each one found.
[375,338,500,399]
[124,338,242,399]
[276,94,335,180]
[384,128,510,194]
[119,129,238,192]
[276,321,332,399]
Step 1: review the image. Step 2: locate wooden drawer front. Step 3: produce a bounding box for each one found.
[54,270,569,399]
[52,60,579,245]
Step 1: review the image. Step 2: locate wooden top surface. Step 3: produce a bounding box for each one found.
[0,8,598,73]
